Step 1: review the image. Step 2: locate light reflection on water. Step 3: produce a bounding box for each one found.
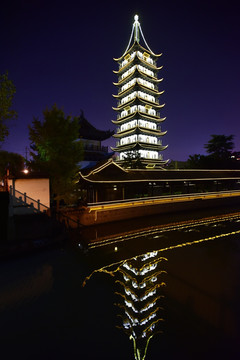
[82,213,240,360]
[0,211,240,359]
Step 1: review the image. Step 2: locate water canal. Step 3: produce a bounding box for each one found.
[0,206,240,360]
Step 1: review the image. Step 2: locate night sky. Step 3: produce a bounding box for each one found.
[1,0,240,161]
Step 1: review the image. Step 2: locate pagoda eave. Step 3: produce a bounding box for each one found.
[112,142,168,152]
[138,111,162,121]
[113,127,167,138]
[113,97,163,111]
[114,83,163,99]
[138,127,167,136]
[138,97,165,109]
[113,58,135,74]
[116,111,137,122]
[114,56,162,76]
[111,143,137,152]
[112,98,136,111]
[114,42,162,63]
[139,143,168,151]
[113,128,136,138]
[114,68,162,87]
[136,55,163,71]
[138,69,163,82]
[112,113,166,125]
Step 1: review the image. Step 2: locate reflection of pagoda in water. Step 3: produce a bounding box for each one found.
[115,252,167,360]
[83,251,167,360]
[112,15,168,168]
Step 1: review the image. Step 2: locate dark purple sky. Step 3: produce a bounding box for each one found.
[1,0,240,161]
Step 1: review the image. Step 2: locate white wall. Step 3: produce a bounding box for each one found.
[9,178,50,208]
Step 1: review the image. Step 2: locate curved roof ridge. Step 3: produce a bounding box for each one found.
[123,15,155,56]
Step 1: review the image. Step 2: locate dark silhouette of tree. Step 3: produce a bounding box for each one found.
[186,135,239,169]
[28,105,83,208]
[204,134,234,157]
[185,154,209,169]
[0,150,25,178]
[122,151,144,169]
[0,71,17,145]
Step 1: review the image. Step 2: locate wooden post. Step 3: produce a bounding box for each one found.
[122,186,125,200]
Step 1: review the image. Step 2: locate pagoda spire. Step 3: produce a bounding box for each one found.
[133,14,140,43]
[123,15,155,56]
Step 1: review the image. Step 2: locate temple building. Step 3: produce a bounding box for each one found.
[111,15,168,168]
[78,111,114,169]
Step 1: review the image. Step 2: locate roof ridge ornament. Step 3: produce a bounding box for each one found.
[123,15,154,56]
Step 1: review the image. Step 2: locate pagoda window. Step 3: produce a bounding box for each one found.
[131,105,137,113]
[121,65,136,80]
[139,149,159,159]
[121,108,129,118]
[121,91,137,105]
[138,134,157,144]
[138,91,155,103]
[137,64,154,77]
[120,119,137,132]
[149,108,156,116]
[138,78,154,90]
[120,52,136,68]
[138,119,156,129]
[121,78,136,92]
[120,135,137,146]
[137,50,154,65]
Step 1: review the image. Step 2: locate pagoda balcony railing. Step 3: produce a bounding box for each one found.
[116,154,163,161]
[117,111,160,120]
[116,125,161,133]
[116,140,162,146]
[119,97,159,107]
[84,144,108,152]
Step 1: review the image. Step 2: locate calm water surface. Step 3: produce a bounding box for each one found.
[0,209,240,360]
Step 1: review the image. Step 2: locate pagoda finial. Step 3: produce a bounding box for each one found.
[133,14,140,43]
[122,14,155,56]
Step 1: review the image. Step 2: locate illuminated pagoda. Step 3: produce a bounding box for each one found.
[112,15,168,168]
[115,252,167,360]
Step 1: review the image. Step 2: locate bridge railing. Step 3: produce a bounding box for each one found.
[9,186,49,213]
[87,189,240,208]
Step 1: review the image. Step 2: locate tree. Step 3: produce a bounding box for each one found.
[122,151,144,169]
[0,150,25,178]
[28,105,83,207]
[0,71,17,145]
[204,134,234,158]
[186,134,239,169]
[185,154,208,169]
[204,134,235,168]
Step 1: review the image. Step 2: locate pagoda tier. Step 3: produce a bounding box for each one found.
[111,115,166,125]
[113,68,163,87]
[112,15,168,168]
[113,81,164,99]
[113,126,167,138]
[112,96,164,112]
[111,142,168,153]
